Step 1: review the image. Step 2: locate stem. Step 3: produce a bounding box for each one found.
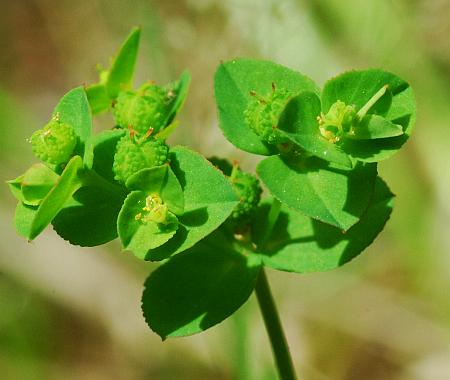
[255,269,297,380]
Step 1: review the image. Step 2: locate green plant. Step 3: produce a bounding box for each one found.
[7,28,415,379]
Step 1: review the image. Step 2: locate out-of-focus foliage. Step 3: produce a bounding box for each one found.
[1,0,449,379]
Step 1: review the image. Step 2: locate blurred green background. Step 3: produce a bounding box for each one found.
[1,0,450,379]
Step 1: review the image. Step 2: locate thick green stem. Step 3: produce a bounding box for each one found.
[255,269,297,380]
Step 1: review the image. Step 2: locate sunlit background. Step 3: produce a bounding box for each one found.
[1,1,450,379]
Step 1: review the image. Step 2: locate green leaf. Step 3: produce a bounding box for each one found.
[107,27,141,99]
[54,87,94,168]
[257,155,377,231]
[252,178,394,273]
[350,114,403,140]
[214,58,319,155]
[126,165,184,215]
[278,91,352,168]
[141,231,261,339]
[17,156,83,240]
[322,69,415,162]
[92,129,126,184]
[14,202,38,239]
[117,190,179,259]
[147,146,239,261]
[21,164,59,205]
[85,83,111,115]
[164,70,191,127]
[52,185,125,247]
[7,175,25,203]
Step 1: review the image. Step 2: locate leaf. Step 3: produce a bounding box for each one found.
[52,184,125,247]
[164,70,191,127]
[141,231,261,339]
[117,190,179,259]
[7,175,25,203]
[147,146,239,261]
[21,164,59,205]
[85,83,111,115]
[17,156,83,240]
[214,58,319,155]
[257,155,377,230]
[126,165,184,215]
[322,69,415,162]
[278,91,352,168]
[14,202,38,239]
[107,27,141,99]
[92,129,126,183]
[252,178,394,273]
[54,87,94,168]
[350,114,403,140]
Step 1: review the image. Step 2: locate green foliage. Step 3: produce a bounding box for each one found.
[142,231,261,339]
[7,27,416,365]
[251,178,394,273]
[14,155,83,240]
[257,156,377,230]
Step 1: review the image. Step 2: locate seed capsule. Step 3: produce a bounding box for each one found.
[30,117,77,165]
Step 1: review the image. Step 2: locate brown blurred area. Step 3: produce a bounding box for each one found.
[1,1,450,379]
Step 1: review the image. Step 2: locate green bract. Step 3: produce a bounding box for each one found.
[112,132,169,184]
[31,117,77,165]
[278,69,415,166]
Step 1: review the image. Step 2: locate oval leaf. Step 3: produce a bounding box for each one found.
[252,178,394,273]
[52,185,125,247]
[142,232,261,339]
[118,191,179,259]
[350,114,403,140]
[147,146,239,261]
[85,83,111,115]
[279,91,352,168]
[27,155,83,240]
[126,165,184,215]
[257,155,377,231]
[20,163,59,205]
[322,69,415,162]
[214,58,319,155]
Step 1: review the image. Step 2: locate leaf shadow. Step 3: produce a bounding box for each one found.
[279,155,376,222]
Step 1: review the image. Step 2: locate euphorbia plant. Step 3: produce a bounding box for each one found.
[7,27,415,379]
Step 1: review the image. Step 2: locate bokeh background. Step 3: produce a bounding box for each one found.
[1,0,450,379]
